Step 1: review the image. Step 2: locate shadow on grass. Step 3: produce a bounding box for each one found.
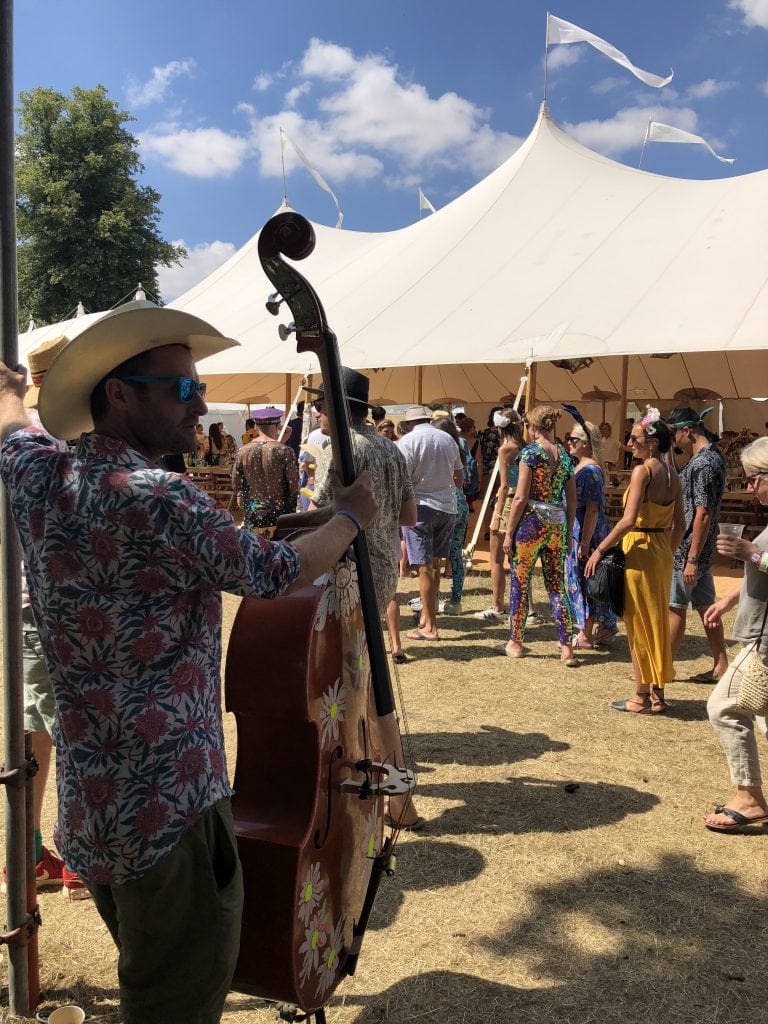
[412,774,658,838]
[409,724,569,767]
[343,852,767,1024]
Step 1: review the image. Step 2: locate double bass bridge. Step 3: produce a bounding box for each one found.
[339,759,415,800]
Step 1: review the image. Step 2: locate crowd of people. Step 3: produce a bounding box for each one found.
[2,311,768,1022]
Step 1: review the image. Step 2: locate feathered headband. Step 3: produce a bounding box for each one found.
[562,403,588,436]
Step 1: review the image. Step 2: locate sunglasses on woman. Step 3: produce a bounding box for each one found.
[121,375,207,403]
[744,473,766,488]
[564,435,583,444]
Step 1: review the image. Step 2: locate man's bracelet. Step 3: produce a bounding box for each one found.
[335,508,362,534]
[753,550,768,574]
[687,554,699,565]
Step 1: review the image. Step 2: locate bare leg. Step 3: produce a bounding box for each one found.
[488,531,506,612]
[697,608,728,679]
[415,563,439,637]
[30,730,53,833]
[368,708,421,826]
[669,606,687,659]
[386,598,403,657]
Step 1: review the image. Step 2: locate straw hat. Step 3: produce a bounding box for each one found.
[401,406,432,423]
[37,302,238,439]
[24,335,69,410]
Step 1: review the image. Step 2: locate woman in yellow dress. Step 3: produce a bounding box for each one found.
[585,409,685,714]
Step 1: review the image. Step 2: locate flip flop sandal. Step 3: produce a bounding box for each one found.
[384,813,426,832]
[392,652,409,664]
[689,671,720,684]
[406,630,439,641]
[705,806,768,832]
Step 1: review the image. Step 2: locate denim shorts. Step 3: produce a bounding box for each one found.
[403,505,456,564]
[669,568,716,610]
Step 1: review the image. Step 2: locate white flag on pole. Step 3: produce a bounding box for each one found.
[647,121,734,164]
[418,187,436,215]
[547,14,673,89]
[280,128,344,228]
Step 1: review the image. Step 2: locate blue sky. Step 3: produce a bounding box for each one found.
[14,0,768,302]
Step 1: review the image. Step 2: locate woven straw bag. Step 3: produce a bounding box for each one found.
[736,603,768,717]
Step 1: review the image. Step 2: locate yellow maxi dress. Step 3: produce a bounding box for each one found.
[621,479,676,687]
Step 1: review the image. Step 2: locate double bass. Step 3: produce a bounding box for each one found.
[225,210,415,1021]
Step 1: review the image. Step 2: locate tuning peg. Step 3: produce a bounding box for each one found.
[278,322,296,341]
[266,293,283,316]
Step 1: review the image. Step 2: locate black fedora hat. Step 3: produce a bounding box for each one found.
[305,366,370,408]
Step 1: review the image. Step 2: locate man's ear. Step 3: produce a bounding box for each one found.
[103,378,132,410]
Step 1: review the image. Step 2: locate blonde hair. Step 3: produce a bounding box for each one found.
[528,405,560,434]
[741,436,768,474]
[570,420,604,466]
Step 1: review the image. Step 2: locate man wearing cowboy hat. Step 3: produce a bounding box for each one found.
[0,302,375,1024]
[307,369,424,829]
[231,406,299,535]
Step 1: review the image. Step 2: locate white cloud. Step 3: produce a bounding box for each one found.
[729,0,768,29]
[157,240,236,302]
[762,80,768,95]
[140,127,250,178]
[300,38,359,78]
[140,40,522,187]
[591,76,628,95]
[546,45,584,71]
[285,83,311,108]
[253,72,274,91]
[564,105,699,157]
[686,79,738,100]
[248,109,383,183]
[127,59,196,108]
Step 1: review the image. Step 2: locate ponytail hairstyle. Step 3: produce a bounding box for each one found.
[494,405,525,447]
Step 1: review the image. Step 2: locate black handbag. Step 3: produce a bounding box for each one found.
[585,544,625,618]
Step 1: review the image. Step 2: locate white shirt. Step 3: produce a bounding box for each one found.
[398,423,462,514]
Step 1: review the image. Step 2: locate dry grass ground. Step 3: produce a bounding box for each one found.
[2,565,767,1024]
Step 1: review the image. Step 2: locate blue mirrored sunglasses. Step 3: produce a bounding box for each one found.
[121,375,207,403]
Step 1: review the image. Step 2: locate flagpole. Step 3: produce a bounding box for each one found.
[638,119,651,169]
[543,11,550,103]
[279,127,288,204]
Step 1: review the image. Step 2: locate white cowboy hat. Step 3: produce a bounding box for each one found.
[38,301,239,439]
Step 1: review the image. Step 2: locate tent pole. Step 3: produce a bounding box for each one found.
[417,366,423,405]
[284,372,291,412]
[525,361,537,414]
[1,0,37,1013]
[620,355,629,422]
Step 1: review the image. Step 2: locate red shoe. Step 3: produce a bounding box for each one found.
[1,845,64,893]
[62,865,90,901]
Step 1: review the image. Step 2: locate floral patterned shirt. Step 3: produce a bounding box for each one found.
[0,428,300,885]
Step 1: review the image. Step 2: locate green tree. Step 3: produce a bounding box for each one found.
[16,85,185,324]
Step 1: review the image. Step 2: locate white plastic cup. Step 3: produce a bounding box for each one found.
[718,523,745,538]
[48,1007,85,1024]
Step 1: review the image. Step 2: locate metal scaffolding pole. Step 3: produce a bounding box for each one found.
[1,0,38,1014]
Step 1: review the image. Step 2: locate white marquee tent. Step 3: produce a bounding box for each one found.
[20,102,768,412]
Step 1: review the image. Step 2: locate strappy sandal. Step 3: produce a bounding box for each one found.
[650,687,668,714]
[610,692,652,714]
[572,633,594,650]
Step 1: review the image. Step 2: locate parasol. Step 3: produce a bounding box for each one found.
[673,387,723,402]
[581,387,621,421]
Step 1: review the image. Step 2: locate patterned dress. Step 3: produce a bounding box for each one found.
[234,438,299,536]
[509,442,576,644]
[566,463,617,632]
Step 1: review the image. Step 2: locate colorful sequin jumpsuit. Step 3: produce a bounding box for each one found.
[509,442,576,644]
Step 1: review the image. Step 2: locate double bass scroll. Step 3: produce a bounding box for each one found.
[225,210,415,1015]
